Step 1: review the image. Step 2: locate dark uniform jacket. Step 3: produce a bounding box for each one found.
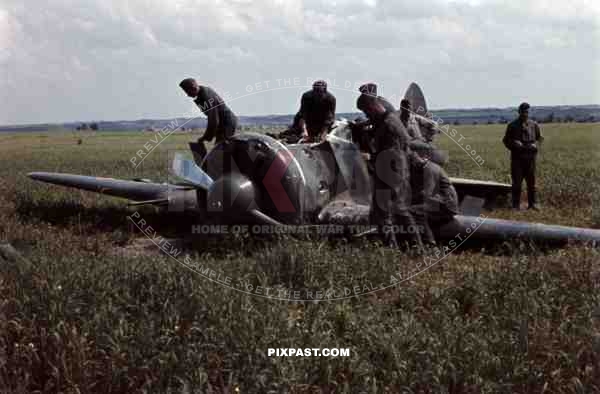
[410,155,459,216]
[352,96,396,156]
[502,119,542,159]
[372,110,410,156]
[370,110,412,218]
[294,89,336,129]
[194,86,238,141]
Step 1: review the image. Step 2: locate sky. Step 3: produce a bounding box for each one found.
[0,0,599,125]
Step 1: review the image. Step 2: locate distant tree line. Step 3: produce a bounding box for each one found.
[451,113,597,125]
[534,113,596,124]
[76,123,99,131]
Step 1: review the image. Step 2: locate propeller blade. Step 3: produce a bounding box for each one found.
[171,153,214,191]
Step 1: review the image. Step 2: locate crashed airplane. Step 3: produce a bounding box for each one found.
[27,83,600,246]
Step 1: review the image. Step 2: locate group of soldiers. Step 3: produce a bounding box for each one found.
[178,77,542,251]
[352,83,457,250]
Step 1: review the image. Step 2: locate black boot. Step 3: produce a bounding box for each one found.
[381,224,399,249]
[527,190,538,210]
[512,191,521,210]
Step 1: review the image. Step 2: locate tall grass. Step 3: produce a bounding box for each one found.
[0,124,599,392]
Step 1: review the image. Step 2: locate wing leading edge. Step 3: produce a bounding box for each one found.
[27,172,191,202]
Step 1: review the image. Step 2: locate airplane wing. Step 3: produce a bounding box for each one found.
[450,177,512,203]
[316,199,600,244]
[27,172,191,203]
[28,154,214,205]
[438,215,600,244]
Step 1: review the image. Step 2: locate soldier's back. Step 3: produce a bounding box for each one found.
[302,90,335,124]
[424,161,458,215]
[377,111,411,152]
[196,86,236,123]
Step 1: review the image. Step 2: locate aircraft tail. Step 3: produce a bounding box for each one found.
[404,82,428,116]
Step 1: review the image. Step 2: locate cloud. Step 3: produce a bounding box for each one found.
[0,0,598,124]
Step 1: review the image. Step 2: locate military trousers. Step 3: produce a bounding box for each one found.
[410,203,456,245]
[370,150,423,249]
[510,154,537,208]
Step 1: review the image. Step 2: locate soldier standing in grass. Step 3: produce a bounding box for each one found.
[179,78,238,149]
[357,91,423,252]
[292,80,336,143]
[503,102,543,210]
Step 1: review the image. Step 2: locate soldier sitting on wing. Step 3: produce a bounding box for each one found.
[409,141,459,245]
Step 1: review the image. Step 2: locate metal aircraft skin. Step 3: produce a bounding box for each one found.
[27,83,600,246]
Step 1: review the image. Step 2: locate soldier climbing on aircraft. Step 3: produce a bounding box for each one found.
[179,78,238,160]
[292,80,336,143]
[351,83,396,161]
[357,90,424,252]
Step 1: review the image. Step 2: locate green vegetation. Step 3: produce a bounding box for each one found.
[0,123,599,393]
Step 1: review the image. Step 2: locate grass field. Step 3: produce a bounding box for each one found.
[0,123,599,393]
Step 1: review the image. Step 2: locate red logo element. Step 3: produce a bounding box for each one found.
[262,149,296,213]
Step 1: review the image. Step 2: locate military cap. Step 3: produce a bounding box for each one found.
[357,92,378,112]
[518,102,530,112]
[179,78,197,90]
[312,80,327,90]
[358,83,377,96]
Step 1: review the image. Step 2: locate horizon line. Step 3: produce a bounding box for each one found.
[2,103,599,128]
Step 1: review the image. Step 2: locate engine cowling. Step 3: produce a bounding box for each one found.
[200,133,306,225]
